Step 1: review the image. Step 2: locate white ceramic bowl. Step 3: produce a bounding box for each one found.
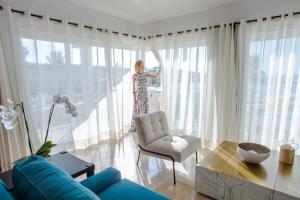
[237,143,270,164]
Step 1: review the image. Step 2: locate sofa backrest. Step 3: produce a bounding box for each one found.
[135,111,169,146]
[12,156,99,200]
[0,180,15,200]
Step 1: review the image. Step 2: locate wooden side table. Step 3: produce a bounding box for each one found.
[48,151,95,178]
[0,170,13,190]
[0,151,95,190]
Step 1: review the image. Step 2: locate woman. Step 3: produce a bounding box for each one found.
[129,60,160,132]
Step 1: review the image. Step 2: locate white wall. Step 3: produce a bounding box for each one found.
[0,0,141,35]
[140,0,300,36]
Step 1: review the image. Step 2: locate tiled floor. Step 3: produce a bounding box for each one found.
[72,133,212,200]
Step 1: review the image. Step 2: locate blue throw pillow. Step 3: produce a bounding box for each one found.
[12,155,99,200]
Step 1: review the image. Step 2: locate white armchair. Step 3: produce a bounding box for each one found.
[135,111,201,184]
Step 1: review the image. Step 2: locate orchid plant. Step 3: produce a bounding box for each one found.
[44,94,78,143]
[0,94,78,158]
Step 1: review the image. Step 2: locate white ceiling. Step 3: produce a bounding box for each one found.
[65,0,249,24]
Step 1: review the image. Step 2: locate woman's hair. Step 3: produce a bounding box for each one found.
[135,60,144,73]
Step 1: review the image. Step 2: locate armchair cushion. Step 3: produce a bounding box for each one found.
[81,167,121,194]
[143,134,201,162]
[135,111,169,146]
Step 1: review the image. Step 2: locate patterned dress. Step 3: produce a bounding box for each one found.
[129,72,149,132]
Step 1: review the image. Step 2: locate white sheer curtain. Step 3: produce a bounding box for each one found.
[238,14,300,149]
[0,9,32,168]
[150,33,207,136]
[150,25,237,148]
[110,34,143,136]
[204,25,237,147]
[0,8,144,155]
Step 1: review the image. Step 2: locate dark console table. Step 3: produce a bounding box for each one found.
[0,151,95,190]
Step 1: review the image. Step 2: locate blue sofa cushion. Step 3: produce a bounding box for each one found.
[12,156,99,200]
[81,167,121,194]
[98,179,170,200]
[0,180,15,200]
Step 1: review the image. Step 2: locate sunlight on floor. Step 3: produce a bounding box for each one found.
[72,133,212,200]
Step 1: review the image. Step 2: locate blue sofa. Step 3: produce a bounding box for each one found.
[0,156,170,200]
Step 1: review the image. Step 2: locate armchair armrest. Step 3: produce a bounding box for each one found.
[80,167,121,194]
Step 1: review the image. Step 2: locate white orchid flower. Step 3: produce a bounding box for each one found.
[52,94,78,117]
[53,94,64,104]
[62,96,70,104]
[0,99,18,129]
[64,102,77,117]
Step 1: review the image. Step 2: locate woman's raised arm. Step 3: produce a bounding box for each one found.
[144,69,160,78]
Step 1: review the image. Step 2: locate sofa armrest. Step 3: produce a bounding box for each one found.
[80,167,121,194]
[0,180,15,200]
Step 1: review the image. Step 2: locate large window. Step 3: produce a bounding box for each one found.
[111,48,137,134]
[144,51,161,112]
[158,44,208,135]
[144,51,161,87]
[20,35,141,149]
[241,30,300,147]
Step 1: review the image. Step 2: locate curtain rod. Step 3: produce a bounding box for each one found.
[0,6,146,40]
[0,5,299,40]
[149,11,300,38]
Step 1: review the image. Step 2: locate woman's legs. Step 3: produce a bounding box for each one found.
[129,105,137,132]
[128,92,149,132]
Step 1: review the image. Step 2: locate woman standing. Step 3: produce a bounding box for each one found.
[129,60,160,132]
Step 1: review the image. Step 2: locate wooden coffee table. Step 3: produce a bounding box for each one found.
[0,151,95,190]
[195,141,300,200]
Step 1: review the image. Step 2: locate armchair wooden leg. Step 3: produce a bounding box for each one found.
[196,151,198,164]
[136,150,141,166]
[173,161,176,184]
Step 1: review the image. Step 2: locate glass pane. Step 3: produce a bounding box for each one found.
[242,33,300,147]
[145,51,160,87]
[70,44,81,65]
[21,38,37,63]
[37,40,65,64]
